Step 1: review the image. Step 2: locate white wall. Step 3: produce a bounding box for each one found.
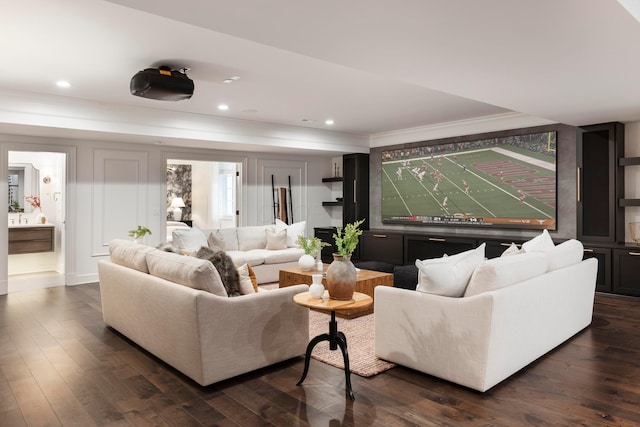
[0,133,337,293]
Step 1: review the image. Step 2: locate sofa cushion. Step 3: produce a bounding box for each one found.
[236,263,256,295]
[275,219,307,247]
[172,227,208,253]
[250,248,304,265]
[415,243,485,297]
[146,249,228,297]
[522,229,554,253]
[109,239,154,273]
[265,229,288,250]
[225,250,265,267]
[237,225,274,251]
[464,252,549,297]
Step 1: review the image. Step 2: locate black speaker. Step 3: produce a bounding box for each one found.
[130,67,194,101]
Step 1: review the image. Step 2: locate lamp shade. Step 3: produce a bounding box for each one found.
[170,197,185,208]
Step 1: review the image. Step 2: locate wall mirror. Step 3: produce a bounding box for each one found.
[8,163,39,213]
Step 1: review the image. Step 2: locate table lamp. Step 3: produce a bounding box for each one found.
[170,197,186,222]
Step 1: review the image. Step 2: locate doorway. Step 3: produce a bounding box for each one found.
[7,150,67,293]
[166,159,241,230]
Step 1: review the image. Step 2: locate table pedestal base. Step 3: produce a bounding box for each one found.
[297,310,354,400]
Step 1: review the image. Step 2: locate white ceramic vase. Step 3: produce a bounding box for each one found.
[298,254,316,271]
[309,273,325,298]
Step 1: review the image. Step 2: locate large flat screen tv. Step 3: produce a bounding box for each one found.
[381,131,557,230]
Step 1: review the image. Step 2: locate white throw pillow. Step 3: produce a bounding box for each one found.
[521,229,554,253]
[237,225,272,251]
[236,263,256,295]
[415,243,486,297]
[500,243,523,257]
[207,230,226,252]
[545,239,584,271]
[464,252,549,297]
[275,219,307,247]
[172,227,208,253]
[265,229,288,250]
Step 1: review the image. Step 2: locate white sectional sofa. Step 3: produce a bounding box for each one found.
[99,239,309,386]
[374,235,598,392]
[171,221,306,284]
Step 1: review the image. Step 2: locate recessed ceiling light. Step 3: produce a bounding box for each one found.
[223,76,241,84]
[56,80,71,88]
[218,104,229,111]
[325,119,334,125]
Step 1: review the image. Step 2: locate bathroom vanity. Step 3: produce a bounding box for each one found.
[8,224,55,255]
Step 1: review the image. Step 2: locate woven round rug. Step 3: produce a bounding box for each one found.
[308,310,395,377]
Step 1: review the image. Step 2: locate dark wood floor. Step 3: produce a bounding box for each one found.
[1,285,640,427]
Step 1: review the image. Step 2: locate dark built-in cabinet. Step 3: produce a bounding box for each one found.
[577,122,625,243]
[613,248,640,296]
[314,227,337,264]
[574,121,640,297]
[342,153,369,230]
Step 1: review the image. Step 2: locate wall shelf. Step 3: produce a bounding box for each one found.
[619,199,640,207]
[619,157,640,166]
[322,176,343,183]
[322,201,343,207]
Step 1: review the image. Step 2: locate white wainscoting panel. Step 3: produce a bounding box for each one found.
[92,149,148,256]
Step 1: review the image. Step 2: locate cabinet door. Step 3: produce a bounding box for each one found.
[577,122,624,243]
[613,249,640,296]
[343,153,369,230]
[404,235,476,264]
[361,231,403,265]
[583,246,611,293]
[314,227,336,263]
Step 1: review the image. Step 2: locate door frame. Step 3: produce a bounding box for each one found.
[0,142,76,295]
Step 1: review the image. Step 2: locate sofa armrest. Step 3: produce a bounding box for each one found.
[374,286,495,390]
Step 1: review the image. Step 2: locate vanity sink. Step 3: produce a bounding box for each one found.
[8,225,55,254]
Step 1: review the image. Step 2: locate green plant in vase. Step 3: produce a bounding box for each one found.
[128,225,152,242]
[326,219,365,300]
[296,235,330,257]
[296,235,329,271]
[333,219,365,257]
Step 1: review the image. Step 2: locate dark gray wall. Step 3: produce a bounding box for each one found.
[369,124,577,241]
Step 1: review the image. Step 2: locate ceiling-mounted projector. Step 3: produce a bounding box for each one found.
[130,66,194,101]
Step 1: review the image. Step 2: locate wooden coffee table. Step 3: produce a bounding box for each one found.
[294,291,373,400]
[279,265,392,318]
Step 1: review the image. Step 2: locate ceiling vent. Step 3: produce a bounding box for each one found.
[130,66,194,101]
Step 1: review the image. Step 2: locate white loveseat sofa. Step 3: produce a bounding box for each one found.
[171,221,306,284]
[98,239,309,386]
[374,236,598,392]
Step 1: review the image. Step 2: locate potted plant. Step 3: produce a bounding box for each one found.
[296,235,330,271]
[326,219,365,300]
[128,225,152,243]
